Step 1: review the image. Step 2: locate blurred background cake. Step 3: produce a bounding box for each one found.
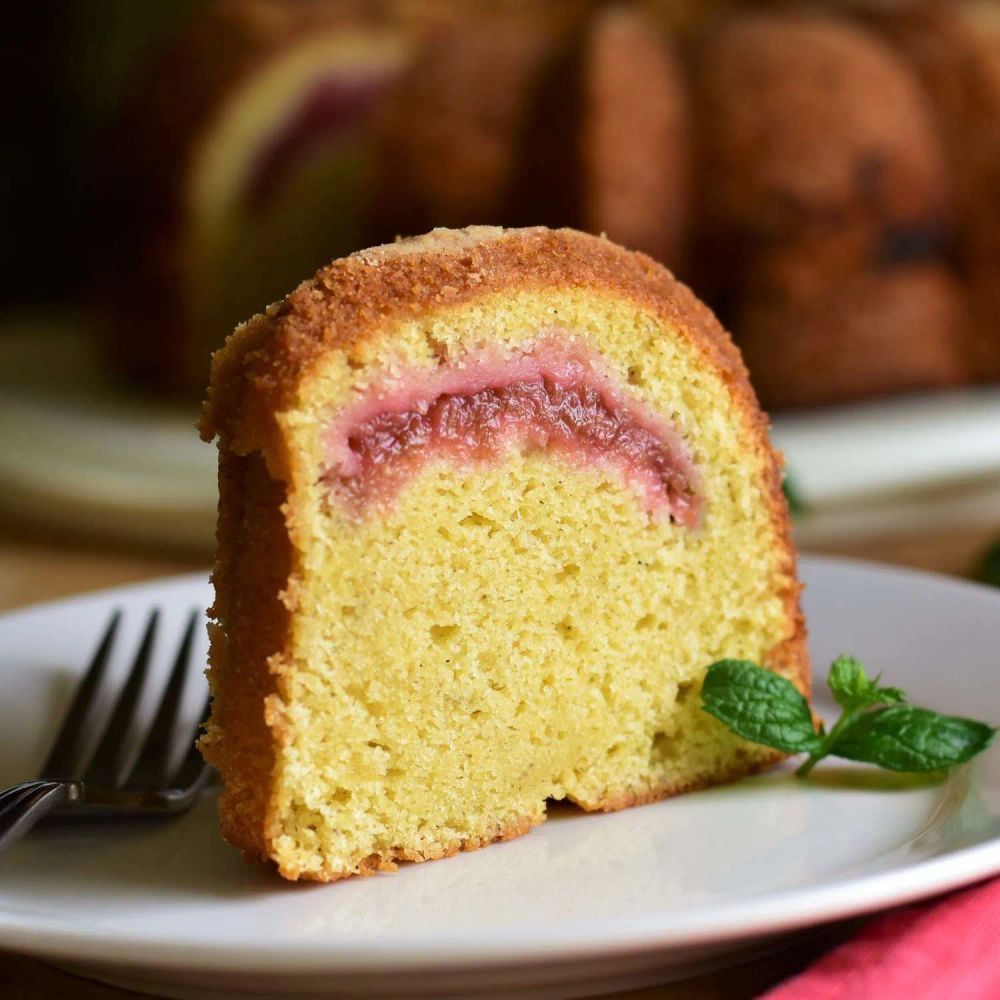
[3,0,1000,555]
[98,0,416,392]
[692,10,965,408]
[371,5,572,242]
[865,0,1000,382]
[65,0,998,405]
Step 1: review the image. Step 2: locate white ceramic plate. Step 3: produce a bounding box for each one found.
[1,557,1000,1000]
[3,318,1000,552]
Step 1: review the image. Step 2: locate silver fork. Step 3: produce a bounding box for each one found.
[0,609,212,852]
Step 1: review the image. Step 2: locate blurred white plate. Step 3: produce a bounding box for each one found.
[1,316,999,550]
[771,390,1000,504]
[1,557,1000,999]
[0,316,214,550]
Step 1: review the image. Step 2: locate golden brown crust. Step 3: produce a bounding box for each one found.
[202,225,807,879]
[198,449,293,864]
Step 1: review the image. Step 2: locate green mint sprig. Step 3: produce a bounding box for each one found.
[781,473,809,517]
[701,656,995,777]
[975,538,1000,588]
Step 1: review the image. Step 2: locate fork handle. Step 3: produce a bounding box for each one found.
[0,779,82,852]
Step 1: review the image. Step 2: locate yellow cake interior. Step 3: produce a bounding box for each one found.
[229,285,797,881]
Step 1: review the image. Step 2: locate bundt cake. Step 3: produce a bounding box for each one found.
[199,226,807,882]
[97,0,1000,410]
[99,0,414,392]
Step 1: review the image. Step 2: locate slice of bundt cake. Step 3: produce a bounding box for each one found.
[199,226,806,882]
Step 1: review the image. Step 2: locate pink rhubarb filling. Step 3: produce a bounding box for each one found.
[322,338,701,527]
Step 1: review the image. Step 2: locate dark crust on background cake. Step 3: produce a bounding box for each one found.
[694,12,949,240]
[581,6,689,269]
[866,0,1000,380]
[738,263,966,410]
[504,6,689,269]
[201,225,807,880]
[371,8,570,241]
[689,8,951,319]
[865,0,1000,251]
[96,0,411,393]
[690,10,960,407]
[731,228,966,408]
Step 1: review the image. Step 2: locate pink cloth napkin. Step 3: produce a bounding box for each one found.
[763,877,1000,1000]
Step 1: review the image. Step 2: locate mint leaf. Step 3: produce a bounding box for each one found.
[701,660,821,754]
[875,685,907,705]
[828,656,873,709]
[828,657,907,711]
[975,539,1000,588]
[782,474,809,516]
[701,653,995,778]
[830,705,995,772]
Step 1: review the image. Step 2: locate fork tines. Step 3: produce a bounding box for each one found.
[41,609,210,793]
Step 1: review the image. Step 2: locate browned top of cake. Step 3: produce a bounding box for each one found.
[201,227,759,464]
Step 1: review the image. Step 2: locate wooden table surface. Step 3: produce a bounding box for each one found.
[1,518,996,1000]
